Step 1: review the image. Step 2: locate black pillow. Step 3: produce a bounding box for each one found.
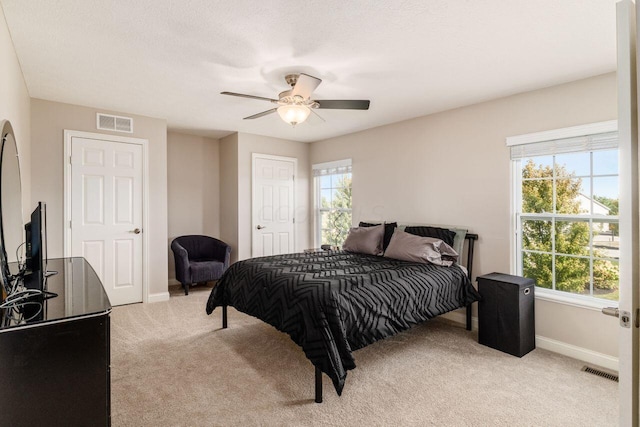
[404,226,456,247]
[359,222,397,251]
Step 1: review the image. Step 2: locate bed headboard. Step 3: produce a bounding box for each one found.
[464,233,478,280]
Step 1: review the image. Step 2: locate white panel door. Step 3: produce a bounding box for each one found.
[252,155,295,257]
[71,137,143,306]
[617,1,640,425]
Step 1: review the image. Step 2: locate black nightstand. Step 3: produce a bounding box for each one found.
[304,245,340,253]
[477,272,535,357]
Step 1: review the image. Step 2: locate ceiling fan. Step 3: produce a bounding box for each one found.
[221,73,370,126]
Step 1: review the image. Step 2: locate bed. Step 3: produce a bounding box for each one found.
[205,227,480,403]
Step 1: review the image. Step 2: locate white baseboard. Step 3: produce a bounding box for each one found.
[535,335,619,371]
[441,310,619,371]
[147,292,170,303]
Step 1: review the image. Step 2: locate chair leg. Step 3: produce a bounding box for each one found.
[184,283,189,295]
[222,305,228,329]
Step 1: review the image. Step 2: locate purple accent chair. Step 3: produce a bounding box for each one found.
[171,235,231,295]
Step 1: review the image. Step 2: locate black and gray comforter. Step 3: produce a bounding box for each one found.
[205,250,480,395]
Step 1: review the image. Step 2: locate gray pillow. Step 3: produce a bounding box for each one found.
[399,224,468,260]
[342,224,384,256]
[384,229,459,266]
[447,227,468,260]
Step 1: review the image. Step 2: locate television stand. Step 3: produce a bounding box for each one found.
[0,257,111,426]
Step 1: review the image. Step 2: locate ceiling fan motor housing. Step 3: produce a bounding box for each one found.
[278,91,318,108]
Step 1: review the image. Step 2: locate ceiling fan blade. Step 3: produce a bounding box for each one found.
[243,108,277,120]
[315,100,370,110]
[291,74,322,99]
[221,92,278,103]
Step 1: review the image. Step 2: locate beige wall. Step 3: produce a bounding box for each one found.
[167,131,220,282]
[30,98,169,300]
[237,132,311,261]
[0,5,31,220]
[219,133,239,263]
[310,72,619,358]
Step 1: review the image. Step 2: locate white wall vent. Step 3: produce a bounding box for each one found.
[97,113,133,133]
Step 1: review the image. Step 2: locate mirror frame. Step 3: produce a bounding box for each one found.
[0,120,22,294]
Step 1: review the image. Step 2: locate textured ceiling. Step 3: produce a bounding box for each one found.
[1,0,618,142]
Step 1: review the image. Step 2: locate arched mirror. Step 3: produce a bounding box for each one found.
[0,120,23,292]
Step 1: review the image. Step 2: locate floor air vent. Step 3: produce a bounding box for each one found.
[581,365,619,382]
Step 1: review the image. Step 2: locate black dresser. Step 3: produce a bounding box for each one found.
[477,272,535,357]
[0,257,111,426]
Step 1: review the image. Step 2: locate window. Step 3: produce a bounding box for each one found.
[313,159,352,247]
[509,122,619,302]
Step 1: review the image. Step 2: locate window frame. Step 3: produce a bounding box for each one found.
[508,121,619,310]
[312,159,352,247]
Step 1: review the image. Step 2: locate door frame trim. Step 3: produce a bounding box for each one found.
[616,1,639,424]
[251,153,297,257]
[63,130,150,303]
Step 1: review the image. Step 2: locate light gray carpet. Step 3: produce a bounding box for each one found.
[110,284,618,426]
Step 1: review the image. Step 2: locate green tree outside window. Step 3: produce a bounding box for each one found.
[320,175,352,247]
[521,159,619,300]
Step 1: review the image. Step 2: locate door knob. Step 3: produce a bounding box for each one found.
[132,228,141,234]
[256,225,266,230]
[602,306,632,328]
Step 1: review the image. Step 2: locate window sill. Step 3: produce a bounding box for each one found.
[535,288,618,312]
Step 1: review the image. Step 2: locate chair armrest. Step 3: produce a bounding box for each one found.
[223,245,231,269]
[171,240,191,284]
[209,238,232,268]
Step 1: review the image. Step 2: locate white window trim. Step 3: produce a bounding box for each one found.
[507,121,619,310]
[535,288,616,311]
[506,120,618,146]
[312,158,352,170]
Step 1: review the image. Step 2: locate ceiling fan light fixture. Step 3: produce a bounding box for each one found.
[277,104,311,127]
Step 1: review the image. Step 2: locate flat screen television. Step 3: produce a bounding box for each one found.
[24,201,47,291]
[0,201,56,323]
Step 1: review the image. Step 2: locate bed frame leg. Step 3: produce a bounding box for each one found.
[463,234,477,333]
[315,366,323,403]
[222,305,228,329]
